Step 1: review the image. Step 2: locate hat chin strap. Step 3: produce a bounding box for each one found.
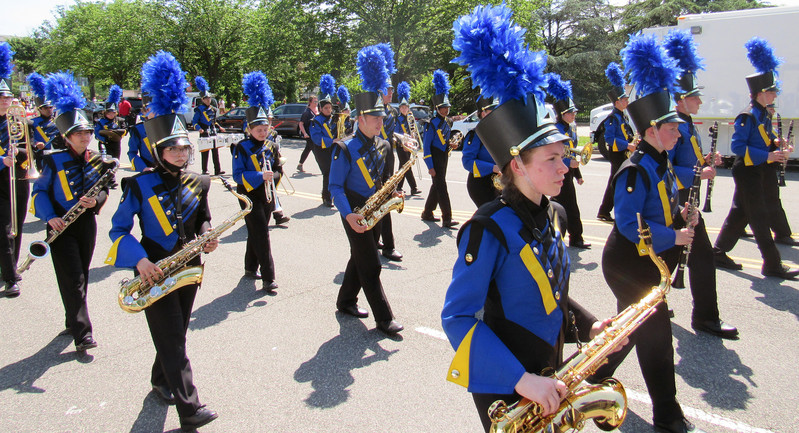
[513,154,538,193]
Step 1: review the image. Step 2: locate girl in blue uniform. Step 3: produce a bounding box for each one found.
[460,95,499,208]
[393,81,421,195]
[94,84,125,160]
[310,74,337,207]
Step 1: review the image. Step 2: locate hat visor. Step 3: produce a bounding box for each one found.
[248,119,269,127]
[65,124,94,135]
[157,136,193,148]
[656,112,685,125]
[359,108,386,117]
[436,102,451,108]
[0,91,13,97]
[519,129,571,154]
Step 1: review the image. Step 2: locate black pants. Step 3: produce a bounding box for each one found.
[715,163,782,270]
[396,145,417,191]
[466,174,498,209]
[763,163,792,238]
[591,227,683,424]
[49,214,95,344]
[145,283,202,418]
[312,146,332,201]
[299,138,314,164]
[552,170,583,243]
[99,139,121,160]
[379,213,395,251]
[598,151,628,216]
[472,391,520,432]
[0,178,29,283]
[242,192,275,282]
[424,147,453,221]
[337,213,394,323]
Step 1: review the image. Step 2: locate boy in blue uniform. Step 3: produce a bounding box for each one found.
[27,72,59,172]
[192,76,226,175]
[460,95,499,208]
[106,52,218,431]
[310,74,337,207]
[127,95,156,172]
[32,71,115,352]
[713,38,797,280]
[422,69,458,228]
[94,85,125,160]
[393,81,421,196]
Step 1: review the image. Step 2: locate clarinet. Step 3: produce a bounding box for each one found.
[702,122,718,213]
[672,163,702,289]
[778,119,793,187]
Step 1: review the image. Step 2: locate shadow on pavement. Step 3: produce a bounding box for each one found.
[290,205,337,220]
[128,391,169,433]
[741,272,799,321]
[0,335,78,394]
[412,223,455,249]
[618,408,651,432]
[189,277,270,331]
[293,314,398,409]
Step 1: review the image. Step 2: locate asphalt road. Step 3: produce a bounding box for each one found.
[1,133,796,433]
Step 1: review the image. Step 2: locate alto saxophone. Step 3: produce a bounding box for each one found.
[489,213,671,433]
[118,177,252,313]
[354,134,418,230]
[18,158,120,274]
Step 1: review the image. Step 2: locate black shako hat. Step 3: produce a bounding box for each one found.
[607,86,627,103]
[353,91,386,117]
[553,98,577,115]
[746,71,778,95]
[477,96,498,112]
[675,73,704,99]
[144,113,192,148]
[34,96,53,107]
[475,95,569,169]
[627,90,683,134]
[0,77,11,97]
[431,93,451,109]
[245,105,270,127]
[55,109,93,135]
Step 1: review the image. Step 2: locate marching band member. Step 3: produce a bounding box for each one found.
[460,95,499,209]
[336,85,354,138]
[32,71,115,351]
[192,76,226,175]
[663,30,738,338]
[0,42,28,298]
[310,74,337,207]
[589,34,702,433]
[444,7,611,430]
[127,94,157,172]
[233,71,280,291]
[297,95,318,172]
[26,72,59,171]
[548,74,590,249]
[422,69,458,228]
[596,62,633,223]
[329,45,403,335]
[712,38,797,280]
[393,81,421,196]
[106,52,218,431]
[94,84,125,160]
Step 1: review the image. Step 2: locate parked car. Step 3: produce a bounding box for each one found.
[270,103,306,137]
[82,100,105,124]
[448,104,557,150]
[589,103,613,157]
[216,107,247,132]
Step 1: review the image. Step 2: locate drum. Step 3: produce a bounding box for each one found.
[197,136,216,152]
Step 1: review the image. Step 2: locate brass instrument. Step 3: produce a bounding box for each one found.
[488,213,670,433]
[18,159,119,274]
[405,109,424,180]
[449,130,463,150]
[118,177,252,313]
[568,143,593,165]
[263,156,276,203]
[5,104,31,237]
[354,133,418,230]
[337,112,348,140]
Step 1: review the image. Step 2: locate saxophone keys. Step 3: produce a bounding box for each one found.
[163,277,177,288]
[149,286,163,298]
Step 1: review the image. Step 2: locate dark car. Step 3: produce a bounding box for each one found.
[82,101,106,124]
[217,107,247,132]
[389,103,431,133]
[270,103,306,137]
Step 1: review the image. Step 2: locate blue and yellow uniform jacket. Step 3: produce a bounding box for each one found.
[423,113,450,169]
[667,112,705,191]
[557,120,582,179]
[442,195,597,394]
[192,104,218,135]
[127,123,155,172]
[604,108,633,153]
[31,149,110,221]
[394,113,410,136]
[310,114,335,149]
[460,129,495,178]
[30,115,59,149]
[106,169,212,267]
[380,105,396,143]
[94,117,124,144]
[614,141,683,254]
[0,114,30,178]
[232,137,281,199]
[329,130,390,216]
[731,102,776,167]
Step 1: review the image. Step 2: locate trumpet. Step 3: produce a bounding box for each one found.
[5,104,31,237]
[568,143,593,165]
[449,130,463,150]
[263,152,276,203]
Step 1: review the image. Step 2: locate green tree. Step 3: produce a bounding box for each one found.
[5,36,42,75]
[619,0,767,34]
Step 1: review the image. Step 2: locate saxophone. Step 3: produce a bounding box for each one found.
[118,177,252,313]
[18,158,120,274]
[488,213,671,433]
[354,134,418,230]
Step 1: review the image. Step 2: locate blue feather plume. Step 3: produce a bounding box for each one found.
[452,3,546,104]
[397,81,410,102]
[745,37,782,74]
[243,71,273,108]
[319,74,336,98]
[605,62,625,89]
[433,70,450,96]
[141,51,189,116]
[375,43,397,75]
[357,45,389,93]
[662,29,704,74]
[621,33,678,97]
[546,73,572,101]
[45,71,86,113]
[108,84,122,105]
[337,85,350,105]
[27,72,47,101]
[195,76,209,93]
[0,42,14,79]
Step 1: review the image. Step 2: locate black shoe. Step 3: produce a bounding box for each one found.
[774,236,799,246]
[151,384,175,405]
[382,249,403,261]
[214,170,226,176]
[263,281,278,292]
[322,199,334,208]
[180,406,218,431]
[596,213,615,223]
[692,319,739,340]
[761,264,799,280]
[2,281,20,298]
[654,417,704,433]
[338,305,369,318]
[570,240,592,249]
[376,241,384,249]
[244,269,261,279]
[274,215,291,225]
[713,250,742,270]
[75,337,98,352]
[668,308,675,318]
[443,220,460,229]
[410,188,422,196]
[740,231,754,238]
[376,320,404,335]
[202,171,209,175]
[421,212,440,222]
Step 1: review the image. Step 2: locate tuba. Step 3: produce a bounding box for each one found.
[5,104,31,237]
[487,213,671,433]
[118,177,252,313]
